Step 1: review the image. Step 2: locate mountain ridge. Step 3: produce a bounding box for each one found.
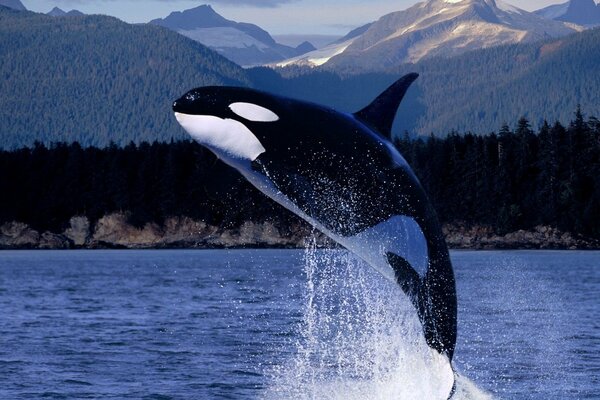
[254,26,600,138]
[535,0,600,27]
[47,7,84,17]
[151,5,274,45]
[280,0,580,70]
[150,5,313,66]
[2,4,600,149]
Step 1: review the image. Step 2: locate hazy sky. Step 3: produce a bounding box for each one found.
[21,0,568,35]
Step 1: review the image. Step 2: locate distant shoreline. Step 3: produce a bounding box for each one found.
[1,214,597,251]
[1,247,599,252]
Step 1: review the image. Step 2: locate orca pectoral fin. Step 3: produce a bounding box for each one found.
[386,252,421,308]
[448,373,457,400]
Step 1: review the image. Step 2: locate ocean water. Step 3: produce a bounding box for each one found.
[0,249,598,399]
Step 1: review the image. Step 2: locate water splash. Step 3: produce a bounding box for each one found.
[264,241,488,399]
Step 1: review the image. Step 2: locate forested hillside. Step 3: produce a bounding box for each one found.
[0,6,249,148]
[2,112,598,241]
[252,27,600,138]
[402,27,600,135]
[1,7,600,148]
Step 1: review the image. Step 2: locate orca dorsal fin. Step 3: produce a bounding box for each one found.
[386,252,421,309]
[354,73,419,139]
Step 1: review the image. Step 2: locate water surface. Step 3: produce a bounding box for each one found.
[0,250,598,399]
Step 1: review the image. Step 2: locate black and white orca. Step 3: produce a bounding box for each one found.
[173,73,457,397]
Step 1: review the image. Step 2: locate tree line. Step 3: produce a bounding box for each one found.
[395,108,599,238]
[1,110,598,240]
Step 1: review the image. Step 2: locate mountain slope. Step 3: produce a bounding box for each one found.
[0,0,25,10]
[251,26,600,137]
[282,0,579,70]
[275,23,373,68]
[535,2,570,20]
[0,6,250,149]
[2,4,598,150]
[150,5,312,66]
[535,0,600,27]
[405,27,600,135]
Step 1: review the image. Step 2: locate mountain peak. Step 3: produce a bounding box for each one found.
[556,0,600,25]
[283,0,577,70]
[428,0,496,5]
[186,4,219,16]
[47,6,84,17]
[535,0,600,26]
[295,41,316,53]
[47,7,66,16]
[150,4,228,30]
[150,4,309,66]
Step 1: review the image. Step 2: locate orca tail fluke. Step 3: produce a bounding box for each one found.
[354,72,419,139]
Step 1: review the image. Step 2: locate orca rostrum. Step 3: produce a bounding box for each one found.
[173,73,457,398]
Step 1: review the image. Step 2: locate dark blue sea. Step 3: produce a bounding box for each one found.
[0,249,598,399]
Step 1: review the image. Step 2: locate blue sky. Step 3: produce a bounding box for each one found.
[21,0,566,35]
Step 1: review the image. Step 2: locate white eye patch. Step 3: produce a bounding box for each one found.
[229,102,279,122]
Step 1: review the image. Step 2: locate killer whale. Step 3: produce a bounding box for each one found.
[173,74,457,396]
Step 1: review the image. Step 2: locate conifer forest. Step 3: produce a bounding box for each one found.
[2,110,598,241]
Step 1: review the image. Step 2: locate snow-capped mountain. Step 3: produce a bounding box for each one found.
[535,0,600,27]
[47,7,84,17]
[275,22,373,67]
[150,5,315,67]
[276,38,357,67]
[535,2,571,20]
[0,0,25,11]
[280,0,580,71]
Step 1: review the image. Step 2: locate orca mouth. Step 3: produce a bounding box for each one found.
[173,102,207,117]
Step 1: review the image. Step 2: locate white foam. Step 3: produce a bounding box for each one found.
[454,374,496,399]
[263,249,465,400]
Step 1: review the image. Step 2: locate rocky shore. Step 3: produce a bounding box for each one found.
[0,214,333,250]
[0,214,597,250]
[442,223,598,250]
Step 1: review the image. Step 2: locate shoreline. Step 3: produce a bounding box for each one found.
[1,247,599,252]
[1,214,598,251]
